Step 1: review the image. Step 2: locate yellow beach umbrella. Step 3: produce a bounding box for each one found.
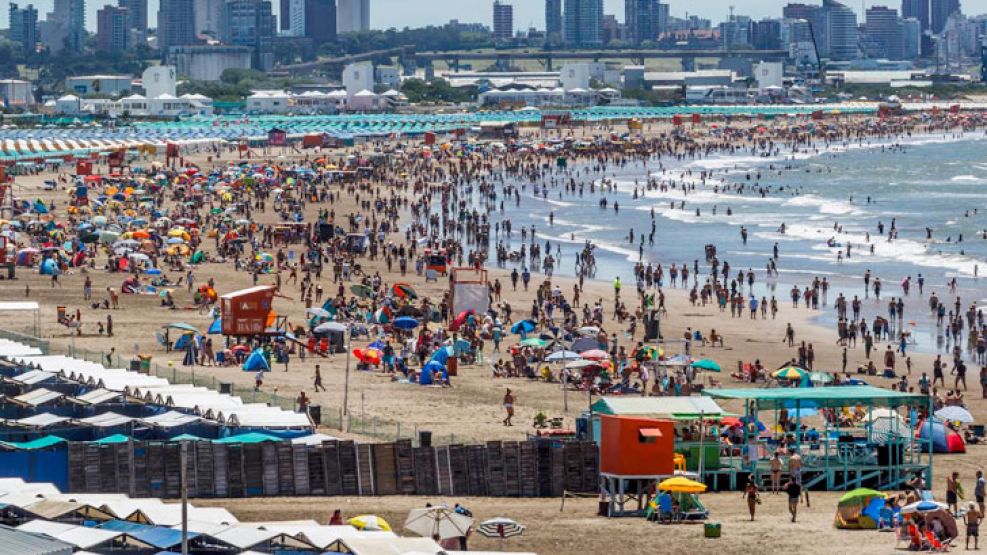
[658,476,707,493]
[348,515,391,532]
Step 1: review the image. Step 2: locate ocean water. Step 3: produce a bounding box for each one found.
[477,129,987,355]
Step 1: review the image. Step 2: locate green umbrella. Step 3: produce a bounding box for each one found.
[838,488,885,506]
[520,337,548,348]
[351,284,374,298]
[691,358,721,372]
[772,366,808,380]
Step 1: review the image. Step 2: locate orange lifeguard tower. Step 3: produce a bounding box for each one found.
[598,414,676,517]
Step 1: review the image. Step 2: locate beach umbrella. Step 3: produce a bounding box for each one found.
[353,348,382,365]
[306,307,331,318]
[403,506,474,540]
[242,349,270,371]
[510,319,537,335]
[902,501,948,515]
[772,366,808,381]
[392,316,420,330]
[520,337,548,348]
[579,349,610,361]
[545,350,581,362]
[809,371,834,384]
[207,319,222,335]
[935,406,974,424]
[691,359,721,372]
[477,518,525,539]
[658,476,707,493]
[564,359,598,369]
[450,309,473,330]
[350,284,374,298]
[393,283,418,299]
[838,488,886,505]
[314,321,348,334]
[575,326,600,336]
[348,515,391,532]
[430,345,454,365]
[166,237,185,245]
[166,322,200,334]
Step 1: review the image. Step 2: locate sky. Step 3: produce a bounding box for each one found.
[4,0,987,31]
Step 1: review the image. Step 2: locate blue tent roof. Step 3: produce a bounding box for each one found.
[213,432,280,444]
[100,520,200,549]
[242,349,270,371]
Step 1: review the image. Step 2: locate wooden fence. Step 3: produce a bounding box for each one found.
[66,439,599,498]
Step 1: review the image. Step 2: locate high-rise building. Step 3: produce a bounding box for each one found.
[625,0,659,44]
[493,1,513,41]
[902,0,929,31]
[865,6,904,60]
[337,0,369,34]
[158,0,195,56]
[720,15,751,49]
[545,0,562,46]
[810,0,858,61]
[194,0,226,37]
[783,3,817,21]
[46,0,85,54]
[8,3,39,52]
[118,0,146,39]
[656,2,669,38]
[902,16,922,58]
[751,18,782,50]
[96,5,130,51]
[280,0,292,32]
[563,0,603,47]
[931,0,960,34]
[304,0,336,43]
[223,0,277,71]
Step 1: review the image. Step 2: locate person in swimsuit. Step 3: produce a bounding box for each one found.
[502,388,514,426]
[743,474,760,521]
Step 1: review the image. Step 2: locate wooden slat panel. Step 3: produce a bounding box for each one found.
[147,442,165,498]
[435,446,452,496]
[195,442,214,497]
[261,442,279,496]
[356,443,374,496]
[503,442,521,497]
[163,443,181,498]
[242,443,264,497]
[372,443,397,496]
[276,442,294,496]
[212,444,228,497]
[338,441,358,495]
[323,442,341,496]
[226,444,244,498]
[413,447,436,495]
[292,445,310,496]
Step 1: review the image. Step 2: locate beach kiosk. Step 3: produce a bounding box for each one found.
[598,414,675,517]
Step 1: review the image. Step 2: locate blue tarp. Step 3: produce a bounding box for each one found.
[100,520,200,549]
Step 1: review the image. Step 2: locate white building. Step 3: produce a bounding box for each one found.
[560,63,591,90]
[753,61,784,90]
[0,80,34,107]
[65,75,133,97]
[55,94,81,114]
[343,62,374,97]
[121,93,148,115]
[247,90,293,113]
[375,66,401,89]
[142,66,177,99]
[168,46,252,82]
[349,89,380,111]
[283,0,306,36]
[337,0,370,34]
[380,89,408,109]
[477,86,616,108]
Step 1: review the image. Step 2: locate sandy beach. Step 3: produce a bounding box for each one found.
[1,115,985,553]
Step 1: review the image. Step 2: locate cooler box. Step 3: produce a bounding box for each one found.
[704,522,721,538]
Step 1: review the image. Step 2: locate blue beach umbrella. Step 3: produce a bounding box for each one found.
[392,316,419,330]
[511,319,537,335]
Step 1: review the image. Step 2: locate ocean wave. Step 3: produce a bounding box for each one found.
[782,194,861,216]
[950,175,987,184]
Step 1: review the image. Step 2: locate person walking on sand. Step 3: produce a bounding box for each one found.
[948,471,961,515]
[769,451,783,493]
[976,470,986,515]
[784,478,802,523]
[966,502,982,550]
[313,364,326,392]
[502,388,514,426]
[744,475,760,521]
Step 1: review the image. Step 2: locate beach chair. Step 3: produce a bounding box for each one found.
[656,494,678,524]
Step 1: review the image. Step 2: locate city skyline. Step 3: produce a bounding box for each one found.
[6,0,987,32]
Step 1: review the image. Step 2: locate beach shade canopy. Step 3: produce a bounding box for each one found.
[420,361,447,385]
[429,345,454,366]
[314,321,348,334]
[511,319,537,335]
[348,515,391,532]
[564,359,598,370]
[392,316,420,330]
[575,326,600,336]
[772,366,809,380]
[403,506,474,540]
[242,349,270,372]
[902,501,949,514]
[935,406,974,424]
[658,476,707,493]
[691,359,721,372]
[545,350,581,362]
[810,371,834,384]
[579,349,610,361]
[207,319,222,334]
[835,489,886,529]
[477,517,525,539]
[350,284,374,298]
[393,283,417,299]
